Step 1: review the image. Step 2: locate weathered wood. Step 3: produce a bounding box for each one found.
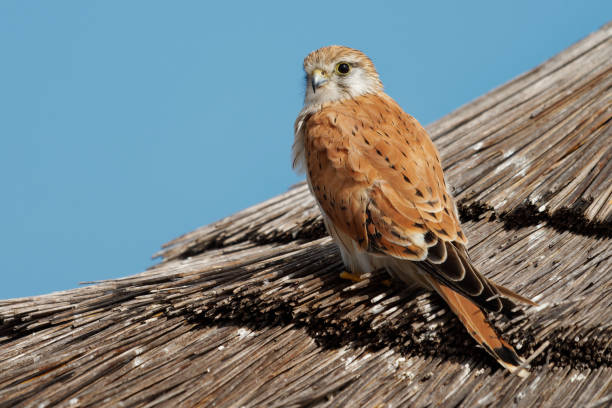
[1,22,611,408]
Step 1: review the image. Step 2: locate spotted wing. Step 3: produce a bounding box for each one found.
[305,93,464,254]
[304,93,521,313]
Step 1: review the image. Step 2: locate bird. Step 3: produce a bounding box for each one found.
[292,45,536,376]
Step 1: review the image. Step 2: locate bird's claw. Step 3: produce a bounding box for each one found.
[339,271,363,283]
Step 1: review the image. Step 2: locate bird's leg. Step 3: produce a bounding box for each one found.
[339,271,363,283]
[340,269,393,287]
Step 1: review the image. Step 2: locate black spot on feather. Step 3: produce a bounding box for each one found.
[435,227,449,236]
[403,247,417,256]
[424,231,436,244]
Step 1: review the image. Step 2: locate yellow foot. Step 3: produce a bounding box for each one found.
[339,271,363,283]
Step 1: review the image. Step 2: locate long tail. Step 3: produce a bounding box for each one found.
[423,275,529,377]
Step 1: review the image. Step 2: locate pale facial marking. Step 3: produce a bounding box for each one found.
[302,46,382,107]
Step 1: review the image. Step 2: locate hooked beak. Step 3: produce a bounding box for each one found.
[311,69,328,93]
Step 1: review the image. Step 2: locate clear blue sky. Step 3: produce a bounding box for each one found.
[1,1,610,299]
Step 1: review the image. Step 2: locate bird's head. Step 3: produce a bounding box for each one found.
[302,45,383,107]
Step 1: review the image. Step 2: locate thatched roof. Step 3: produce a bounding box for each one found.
[1,22,611,408]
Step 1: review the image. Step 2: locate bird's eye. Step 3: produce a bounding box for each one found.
[335,62,351,75]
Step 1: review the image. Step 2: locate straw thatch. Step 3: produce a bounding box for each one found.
[1,22,611,408]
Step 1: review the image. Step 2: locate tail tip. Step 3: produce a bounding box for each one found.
[506,363,530,378]
[494,346,530,377]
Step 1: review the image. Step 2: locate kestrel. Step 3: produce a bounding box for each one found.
[293,46,536,376]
